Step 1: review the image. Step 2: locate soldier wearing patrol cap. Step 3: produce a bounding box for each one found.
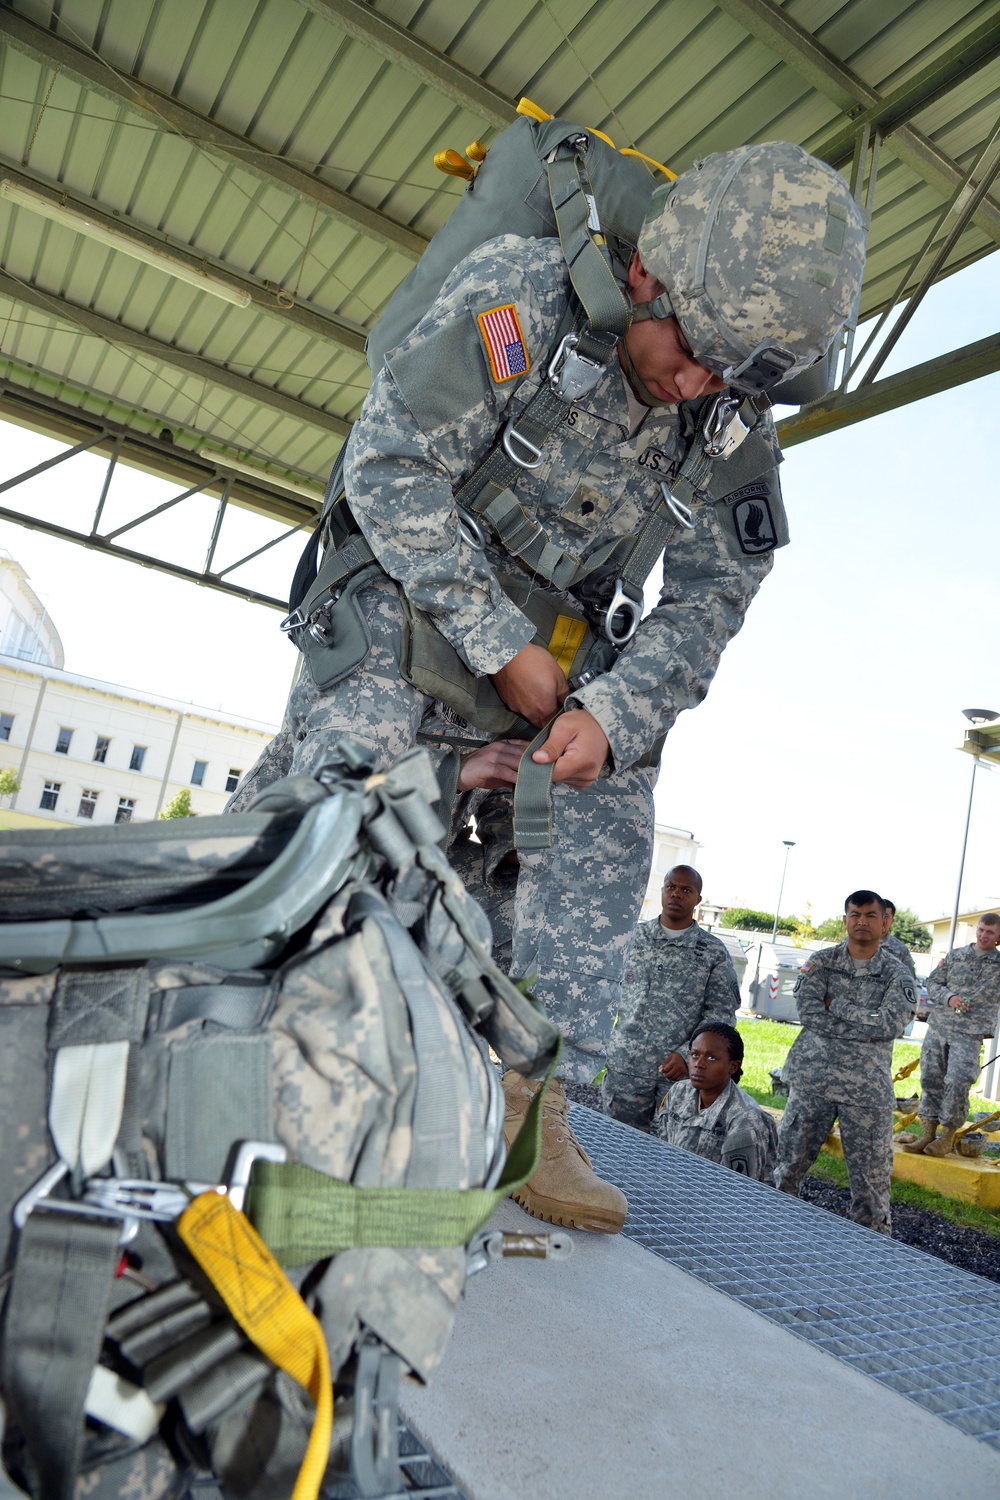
[233,139,866,1235]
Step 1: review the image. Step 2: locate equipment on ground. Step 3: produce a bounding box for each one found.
[0,744,560,1499]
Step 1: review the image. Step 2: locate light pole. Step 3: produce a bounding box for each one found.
[948,709,1000,952]
[771,841,796,943]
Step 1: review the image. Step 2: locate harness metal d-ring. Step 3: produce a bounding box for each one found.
[501,419,544,470]
[660,482,694,530]
[602,581,642,646]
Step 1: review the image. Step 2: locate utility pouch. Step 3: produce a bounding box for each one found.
[398,571,597,735]
[299,564,379,691]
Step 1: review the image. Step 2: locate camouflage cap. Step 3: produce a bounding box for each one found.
[637,142,866,392]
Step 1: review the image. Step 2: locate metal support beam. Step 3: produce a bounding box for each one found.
[0,271,352,438]
[0,161,368,356]
[1,8,427,262]
[0,497,288,610]
[713,0,1000,243]
[0,376,325,528]
[776,332,1000,446]
[813,14,1000,167]
[296,0,516,128]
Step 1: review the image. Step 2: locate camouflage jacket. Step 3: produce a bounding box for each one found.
[926,944,1000,1038]
[345,235,786,769]
[880,932,916,977]
[618,917,742,1058]
[655,1077,777,1184]
[785,941,915,1087]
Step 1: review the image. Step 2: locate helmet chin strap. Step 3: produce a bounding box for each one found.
[618,335,674,408]
[619,303,675,408]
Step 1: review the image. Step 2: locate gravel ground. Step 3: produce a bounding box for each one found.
[563,1084,1000,1283]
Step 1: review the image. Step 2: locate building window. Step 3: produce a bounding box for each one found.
[40,781,61,811]
[0,712,13,742]
[55,726,74,755]
[129,745,147,772]
[93,736,110,763]
[191,760,207,787]
[225,768,241,793]
[115,797,135,824]
[78,789,99,820]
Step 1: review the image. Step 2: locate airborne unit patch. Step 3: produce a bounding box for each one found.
[477,303,530,383]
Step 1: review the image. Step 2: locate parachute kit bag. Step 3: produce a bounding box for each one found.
[0,742,561,1499]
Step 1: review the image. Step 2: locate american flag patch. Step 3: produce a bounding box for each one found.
[477,303,530,383]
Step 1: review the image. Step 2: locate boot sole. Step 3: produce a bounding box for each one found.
[512,1185,625,1234]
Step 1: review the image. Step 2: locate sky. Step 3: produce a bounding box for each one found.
[1,253,998,929]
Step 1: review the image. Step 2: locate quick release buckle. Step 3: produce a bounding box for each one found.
[601,581,643,646]
[702,393,750,460]
[547,333,608,404]
[12,1141,288,1238]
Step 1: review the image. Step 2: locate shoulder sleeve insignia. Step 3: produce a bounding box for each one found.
[477,303,530,383]
[799,960,813,973]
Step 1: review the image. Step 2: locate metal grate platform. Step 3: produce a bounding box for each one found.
[321,1421,468,1499]
[571,1104,1000,1451]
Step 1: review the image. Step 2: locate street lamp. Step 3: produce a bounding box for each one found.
[771,841,796,943]
[948,708,1000,952]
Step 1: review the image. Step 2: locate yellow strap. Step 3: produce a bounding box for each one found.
[434,149,475,181]
[619,147,676,180]
[517,97,552,122]
[178,1192,332,1500]
[547,614,587,676]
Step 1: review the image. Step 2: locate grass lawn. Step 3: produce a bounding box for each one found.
[736,1017,1000,1240]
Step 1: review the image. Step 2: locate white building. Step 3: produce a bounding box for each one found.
[0,551,63,668]
[0,554,275,828]
[638,822,701,922]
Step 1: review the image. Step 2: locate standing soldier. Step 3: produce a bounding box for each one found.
[775,891,915,1234]
[904,913,1000,1156]
[601,865,741,1129]
[881,899,917,978]
[233,141,865,1234]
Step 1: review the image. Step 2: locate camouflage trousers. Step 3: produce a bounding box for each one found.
[918,1030,982,1127]
[231,576,654,1084]
[775,1089,894,1235]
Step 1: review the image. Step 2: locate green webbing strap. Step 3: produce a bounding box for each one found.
[546,149,632,343]
[246,1048,560,1269]
[1,1212,121,1500]
[512,721,558,852]
[296,533,378,622]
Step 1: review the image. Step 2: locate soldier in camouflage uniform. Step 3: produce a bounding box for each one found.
[233,142,865,1233]
[654,1023,777,1183]
[601,865,741,1129]
[881,899,917,978]
[775,891,915,1235]
[903,913,1000,1156]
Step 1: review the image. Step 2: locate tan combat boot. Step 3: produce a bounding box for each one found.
[502,1070,627,1233]
[924,1124,959,1157]
[901,1118,939,1154]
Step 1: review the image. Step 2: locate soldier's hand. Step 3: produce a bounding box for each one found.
[490,644,569,726]
[532,709,610,787]
[457,739,529,791]
[658,1052,689,1081]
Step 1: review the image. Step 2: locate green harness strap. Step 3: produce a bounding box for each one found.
[246,1048,560,1268]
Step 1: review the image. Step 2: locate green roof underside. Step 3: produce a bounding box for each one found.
[0,0,998,600]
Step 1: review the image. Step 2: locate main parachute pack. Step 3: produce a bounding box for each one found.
[0,746,560,1498]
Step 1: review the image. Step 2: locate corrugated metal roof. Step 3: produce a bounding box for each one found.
[0,0,998,595]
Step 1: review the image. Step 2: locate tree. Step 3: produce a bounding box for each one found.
[159,787,193,819]
[0,766,19,798]
[815,915,845,943]
[891,906,932,953]
[721,906,797,936]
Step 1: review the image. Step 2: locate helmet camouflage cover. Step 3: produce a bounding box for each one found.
[637,141,867,392]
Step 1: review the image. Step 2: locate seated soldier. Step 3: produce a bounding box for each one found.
[654,1023,777,1183]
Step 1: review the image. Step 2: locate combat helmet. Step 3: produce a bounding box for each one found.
[632,141,867,397]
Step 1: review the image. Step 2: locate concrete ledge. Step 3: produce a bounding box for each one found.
[400,1198,1000,1499]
